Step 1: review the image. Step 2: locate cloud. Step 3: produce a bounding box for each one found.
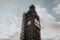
[0,0,21,39]
[0,0,20,24]
[0,17,22,39]
[8,17,22,40]
[54,0,60,4]
[53,0,60,15]
[53,3,60,15]
[35,5,60,39]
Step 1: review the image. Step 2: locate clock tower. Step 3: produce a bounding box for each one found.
[20,5,41,40]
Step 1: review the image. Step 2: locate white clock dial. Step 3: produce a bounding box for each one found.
[27,21,31,25]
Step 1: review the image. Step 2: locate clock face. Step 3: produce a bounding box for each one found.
[27,21,31,25]
[34,19,40,28]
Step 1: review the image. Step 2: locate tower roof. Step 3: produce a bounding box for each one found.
[29,5,35,9]
[29,4,35,11]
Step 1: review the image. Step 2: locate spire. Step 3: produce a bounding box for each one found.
[29,4,35,11]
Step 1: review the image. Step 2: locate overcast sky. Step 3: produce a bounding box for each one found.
[0,0,60,40]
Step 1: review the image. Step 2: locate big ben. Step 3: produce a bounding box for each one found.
[20,5,41,40]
